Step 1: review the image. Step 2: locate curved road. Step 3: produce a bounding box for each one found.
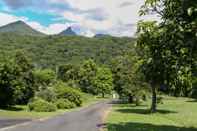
[1,100,112,131]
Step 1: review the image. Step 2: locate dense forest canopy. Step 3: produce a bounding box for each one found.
[0,33,135,68]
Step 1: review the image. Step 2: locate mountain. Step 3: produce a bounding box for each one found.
[59,27,77,36]
[94,34,111,38]
[0,21,45,36]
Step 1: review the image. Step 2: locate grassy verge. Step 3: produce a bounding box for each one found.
[0,105,65,119]
[0,94,110,119]
[106,97,197,131]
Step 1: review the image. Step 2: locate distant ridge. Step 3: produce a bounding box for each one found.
[94,34,111,38]
[0,21,45,36]
[59,27,77,36]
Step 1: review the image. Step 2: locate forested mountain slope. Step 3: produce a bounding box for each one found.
[0,33,135,68]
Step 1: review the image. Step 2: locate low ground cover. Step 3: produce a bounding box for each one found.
[106,97,197,131]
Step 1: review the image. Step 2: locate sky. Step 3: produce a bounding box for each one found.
[0,0,159,37]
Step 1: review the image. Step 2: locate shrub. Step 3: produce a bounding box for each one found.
[55,99,76,109]
[33,69,56,88]
[36,88,56,102]
[28,98,57,112]
[133,96,143,106]
[54,82,83,106]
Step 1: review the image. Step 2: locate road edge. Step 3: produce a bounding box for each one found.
[0,100,111,131]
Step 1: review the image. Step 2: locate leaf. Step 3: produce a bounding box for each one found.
[187,8,193,16]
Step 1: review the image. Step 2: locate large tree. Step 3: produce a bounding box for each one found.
[78,59,98,94]
[57,64,79,82]
[137,0,197,112]
[0,60,24,106]
[93,67,113,97]
[15,51,35,104]
[111,53,148,103]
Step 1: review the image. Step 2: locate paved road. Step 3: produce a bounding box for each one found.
[0,100,112,131]
[0,119,31,129]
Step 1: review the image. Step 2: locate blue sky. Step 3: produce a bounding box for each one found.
[0,0,158,37]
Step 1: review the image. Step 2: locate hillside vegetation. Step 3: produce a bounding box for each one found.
[0,33,134,68]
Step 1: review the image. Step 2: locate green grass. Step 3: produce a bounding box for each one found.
[106,97,197,131]
[0,105,65,119]
[0,94,109,119]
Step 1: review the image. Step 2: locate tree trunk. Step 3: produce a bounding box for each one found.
[151,83,157,113]
[102,93,105,98]
[128,95,134,103]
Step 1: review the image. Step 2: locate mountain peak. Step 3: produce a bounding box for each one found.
[0,21,45,36]
[67,26,72,31]
[8,20,27,26]
[15,20,26,24]
[59,26,76,36]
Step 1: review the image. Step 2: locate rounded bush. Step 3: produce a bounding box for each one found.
[28,98,57,112]
[36,88,56,102]
[55,99,76,109]
[54,82,83,106]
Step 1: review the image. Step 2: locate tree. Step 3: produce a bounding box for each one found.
[15,51,35,104]
[0,51,36,106]
[137,0,197,112]
[78,59,98,94]
[111,53,148,103]
[33,69,56,90]
[137,21,166,112]
[93,67,113,97]
[0,60,24,107]
[57,64,79,82]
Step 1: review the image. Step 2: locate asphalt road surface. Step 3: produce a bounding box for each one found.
[0,100,112,131]
[0,119,31,129]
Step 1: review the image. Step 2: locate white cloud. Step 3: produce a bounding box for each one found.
[0,0,160,37]
[49,0,159,36]
[0,12,74,35]
[0,12,27,26]
[27,21,72,35]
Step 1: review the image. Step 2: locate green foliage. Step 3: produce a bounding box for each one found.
[78,59,98,94]
[137,0,197,112]
[55,99,76,109]
[14,51,36,104]
[93,67,113,97]
[0,34,134,68]
[36,88,57,102]
[54,82,83,106]
[0,60,24,106]
[111,53,148,103]
[28,98,57,112]
[33,69,56,89]
[57,64,79,82]
[0,51,35,106]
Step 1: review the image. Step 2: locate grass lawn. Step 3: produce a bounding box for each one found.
[0,94,109,119]
[106,97,197,131]
[0,105,65,119]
